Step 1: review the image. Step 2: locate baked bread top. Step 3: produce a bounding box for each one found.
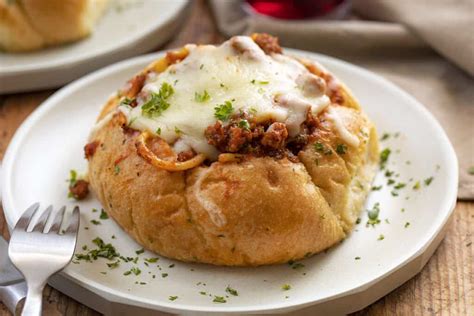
[85,34,379,266]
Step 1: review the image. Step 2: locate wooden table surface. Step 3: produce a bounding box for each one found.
[1,1,472,315]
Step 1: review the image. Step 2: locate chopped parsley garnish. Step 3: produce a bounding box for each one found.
[371,185,382,191]
[106,260,120,268]
[135,248,145,255]
[156,127,161,135]
[385,170,394,177]
[213,296,227,303]
[199,64,204,70]
[200,291,207,295]
[387,179,395,185]
[120,97,134,107]
[250,79,269,85]
[90,220,101,225]
[378,234,385,241]
[424,177,434,186]
[214,101,234,121]
[114,165,120,175]
[169,296,178,301]
[141,82,174,118]
[67,170,78,198]
[161,273,168,278]
[468,166,474,175]
[355,256,361,260]
[404,222,410,228]
[194,90,211,102]
[336,144,347,155]
[130,267,141,275]
[174,126,182,135]
[75,237,120,262]
[314,142,332,155]
[380,133,390,141]
[281,284,291,291]
[238,119,250,131]
[291,263,305,270]
[314,142,324,152]
[379,148,391,169]
[394,183,406,190]
[123,271,131,276]
[366,202,381,226]
[413,181,421,190]
[100,209,109,220]
[92,208,98,213]
[145,257,159,263]
[225,286,239,296]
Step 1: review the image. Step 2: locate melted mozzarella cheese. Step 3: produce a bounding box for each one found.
[121,36,333,158]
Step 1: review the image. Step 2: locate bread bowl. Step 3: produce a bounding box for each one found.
[84,34,379,266]
[0,0,108,52]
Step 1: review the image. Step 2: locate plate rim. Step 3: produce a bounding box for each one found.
[0,49,459,313]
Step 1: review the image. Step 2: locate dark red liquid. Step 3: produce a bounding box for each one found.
[246,0,346,19]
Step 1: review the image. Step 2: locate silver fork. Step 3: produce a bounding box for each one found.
[8,203,80,316]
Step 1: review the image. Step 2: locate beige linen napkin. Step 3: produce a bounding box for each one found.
[209,0,474,199]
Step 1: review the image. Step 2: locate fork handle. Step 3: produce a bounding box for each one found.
[22,283,44,316]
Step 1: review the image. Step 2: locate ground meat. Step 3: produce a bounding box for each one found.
[205,119,254,153]
[228,126,253,152]
[205,121,227,150]
[69,180,89,200]
[204,107,331,160]
[251,33,282,54]
[177,150,196,162]
[261,122,288,149]
[84,141,100,159]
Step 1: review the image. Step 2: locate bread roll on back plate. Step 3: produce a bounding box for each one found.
[0,0,108,52]
[84,34,379,266]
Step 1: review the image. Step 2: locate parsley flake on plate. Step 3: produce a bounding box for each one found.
[100,209,109,220]
[281,284,291,291]
[213,296,227,303]
[379,148,391,169]
[225,286,239,296]
[367,202,381,226]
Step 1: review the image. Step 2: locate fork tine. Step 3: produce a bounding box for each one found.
[48,206,66,234]
[13,203,40,231]
[31,205,53,232]
[65,206,80,234]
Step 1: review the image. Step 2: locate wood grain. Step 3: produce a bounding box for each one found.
[0,0,472,315]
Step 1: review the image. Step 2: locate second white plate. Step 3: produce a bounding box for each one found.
[0,0,189,94]
[1,49,458,314]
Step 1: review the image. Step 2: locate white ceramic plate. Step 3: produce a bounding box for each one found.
[0,0,189,94]
[1,50,458,315]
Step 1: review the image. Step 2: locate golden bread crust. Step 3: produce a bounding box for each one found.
[87,40,379,266]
